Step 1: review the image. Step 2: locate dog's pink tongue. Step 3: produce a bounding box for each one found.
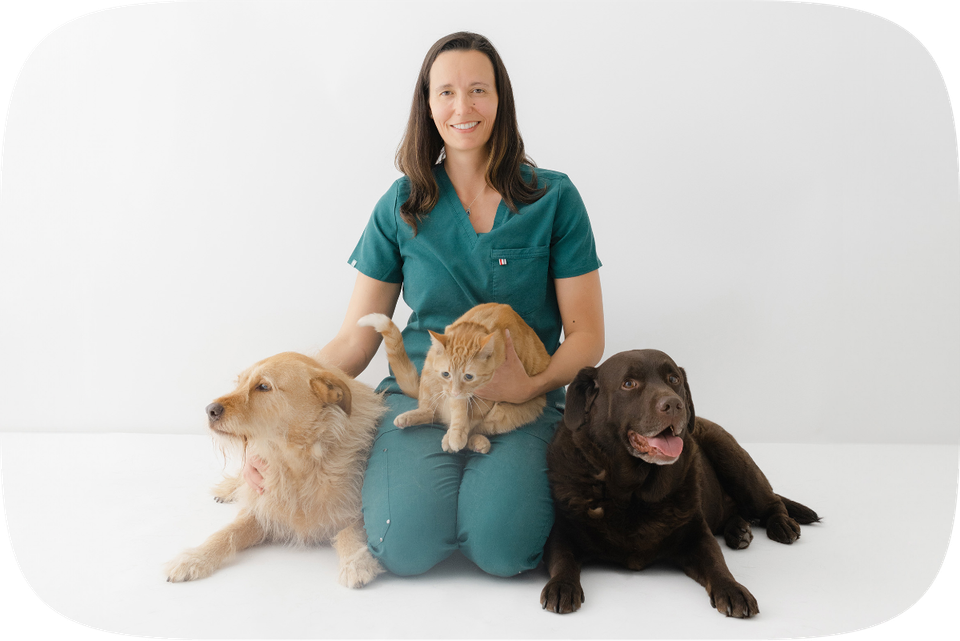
[648,433,683,458]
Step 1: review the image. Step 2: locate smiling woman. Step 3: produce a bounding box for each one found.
[270,30,606,579]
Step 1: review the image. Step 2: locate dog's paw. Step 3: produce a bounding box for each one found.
[211,476,241,504]
[164,549,217,583]
[766,513,801,544]
[709,580,759,618]
[442,430,467,453]
[540,577,585,614]
[467,434,491,454]
[337,550,384,589]
[724,516,754,550]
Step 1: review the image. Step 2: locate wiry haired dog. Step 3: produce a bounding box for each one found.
[164,352,386,588]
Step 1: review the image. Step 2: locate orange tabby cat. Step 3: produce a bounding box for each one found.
[358,303,551,453]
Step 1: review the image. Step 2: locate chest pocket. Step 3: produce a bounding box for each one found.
[491,246,550,319]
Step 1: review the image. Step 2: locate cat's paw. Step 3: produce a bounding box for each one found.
[393,411,416,429]
[442,430,467,453]
[467,434,491,454]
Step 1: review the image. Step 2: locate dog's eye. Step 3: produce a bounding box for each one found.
[441,372,451,379]
[668,375,680,385]
[257,383,271,391]
[621,379,638,390]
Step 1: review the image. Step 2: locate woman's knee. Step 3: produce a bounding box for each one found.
[361,404,462,575]
[456,427,557,577]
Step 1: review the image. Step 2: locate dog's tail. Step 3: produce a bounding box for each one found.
[778,494,821,524]
[357,313,420,398]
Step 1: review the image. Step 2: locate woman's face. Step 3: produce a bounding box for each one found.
[428,49,499,160]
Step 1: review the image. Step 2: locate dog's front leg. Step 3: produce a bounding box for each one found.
[674,519,759,618]
[165,509,265,582]
[540,523,585,614]
[333,517,384,588]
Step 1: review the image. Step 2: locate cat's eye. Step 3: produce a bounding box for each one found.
[464,374,474,381]
[441,372,451,379]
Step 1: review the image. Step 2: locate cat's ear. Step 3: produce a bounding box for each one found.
[478,333,497,360]
[428,330,447,350]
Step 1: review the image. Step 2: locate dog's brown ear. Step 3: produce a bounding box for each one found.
[311,374,353,416]
[679,367,696,434]
[563,366,599,431]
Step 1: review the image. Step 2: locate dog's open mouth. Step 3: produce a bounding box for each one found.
[628,428,684,461]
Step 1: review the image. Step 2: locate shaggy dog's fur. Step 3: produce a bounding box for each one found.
[541,350,819,617]
[164,352,386,588]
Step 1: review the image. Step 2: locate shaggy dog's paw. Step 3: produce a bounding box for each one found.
[337,550,384,589]
[165,549,217,583]
[709,580,759,618]
[541,576,584,614]
[210,476,241,504]
[467,434,491,454]
[766,513,801,544]
[441,430,467,453]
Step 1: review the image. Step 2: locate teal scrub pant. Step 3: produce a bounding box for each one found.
[361,391,561,577]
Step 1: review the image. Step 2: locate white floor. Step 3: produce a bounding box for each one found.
[1,433,956,639]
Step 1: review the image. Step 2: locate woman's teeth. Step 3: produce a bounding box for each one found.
[453,122,479,130]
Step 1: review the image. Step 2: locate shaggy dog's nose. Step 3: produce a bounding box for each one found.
[206,403,224,421]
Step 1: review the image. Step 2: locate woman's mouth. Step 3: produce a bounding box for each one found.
[452,122,480,131]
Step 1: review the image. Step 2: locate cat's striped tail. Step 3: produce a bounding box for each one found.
[357,313,420,398]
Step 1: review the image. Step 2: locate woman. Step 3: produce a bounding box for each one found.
[246,32,603,577]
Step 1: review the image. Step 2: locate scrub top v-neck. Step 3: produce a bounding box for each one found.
[348,163,601,407]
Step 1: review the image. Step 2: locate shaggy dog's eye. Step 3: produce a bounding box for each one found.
[441,372,451,379]
[621,379,638,390]
[257,383,272,391]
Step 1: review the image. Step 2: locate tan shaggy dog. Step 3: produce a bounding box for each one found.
[164,352,386,588]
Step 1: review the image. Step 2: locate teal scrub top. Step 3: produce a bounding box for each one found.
[348,163,602,408]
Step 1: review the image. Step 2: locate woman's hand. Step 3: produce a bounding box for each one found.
[475,330,538,404]
[243,455,267,495]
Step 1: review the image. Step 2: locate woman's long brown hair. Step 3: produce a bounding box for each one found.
[395,32,546,235]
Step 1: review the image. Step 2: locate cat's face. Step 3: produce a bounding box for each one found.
[427,329,502,399]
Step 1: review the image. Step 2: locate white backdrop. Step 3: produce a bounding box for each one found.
[0,0,957,443]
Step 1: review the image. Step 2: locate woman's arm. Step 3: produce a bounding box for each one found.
[476,270,604,404]
[317,272,402,377]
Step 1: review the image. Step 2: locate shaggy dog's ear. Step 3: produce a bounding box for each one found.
[563,366,599,432]
[311,374,353,416]
[679,367,696,434]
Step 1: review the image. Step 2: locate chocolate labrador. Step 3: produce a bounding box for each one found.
[541,349,818,618]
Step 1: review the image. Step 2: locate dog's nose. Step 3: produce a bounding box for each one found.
[206,403,224,421]
[657,396,684,415]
